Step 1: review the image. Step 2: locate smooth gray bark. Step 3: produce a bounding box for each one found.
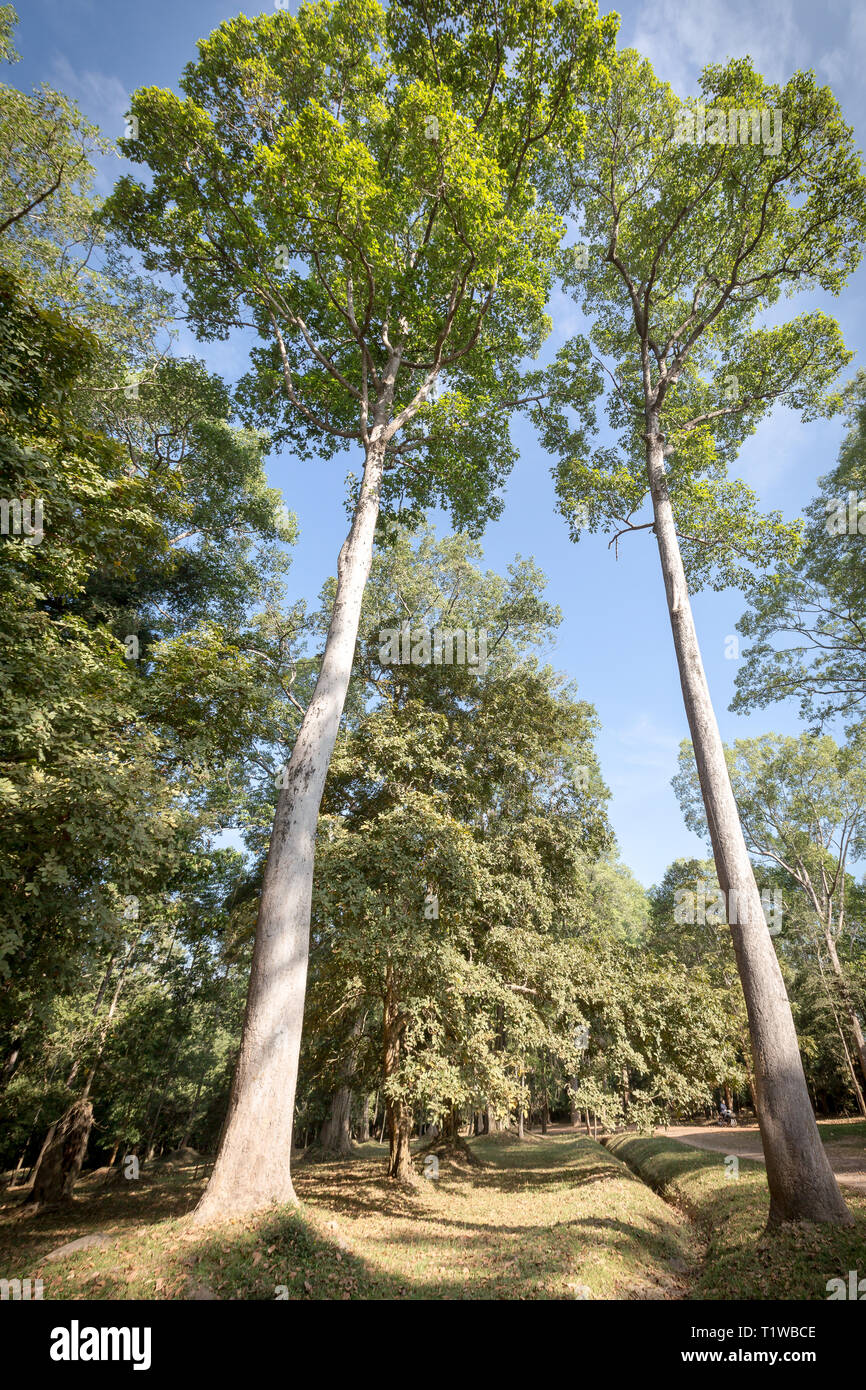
[194,436,387,1223]
[647,422,851,1225]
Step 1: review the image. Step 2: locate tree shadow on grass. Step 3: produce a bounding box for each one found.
[466,1161,619,1196]
[295,1163,430,1220]
[0,1135,699,1302]
[0,1164,211,1271]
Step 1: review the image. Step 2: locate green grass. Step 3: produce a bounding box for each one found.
[0,1133,700,1301]
[4,1129,861,1300]
[815,1118,866,1145]
[605,1132,866,1300]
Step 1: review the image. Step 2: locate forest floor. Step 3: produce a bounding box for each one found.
[606,1130,866,1299]
[1,1127,863,1300]
[0,1132,698,1300]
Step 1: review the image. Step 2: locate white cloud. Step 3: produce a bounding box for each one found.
[625,0,809,94]
[46,54,129,195]
[817,4,866,126]
[49,54,129,140]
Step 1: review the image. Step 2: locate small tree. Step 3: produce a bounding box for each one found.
[538,49,866,1222]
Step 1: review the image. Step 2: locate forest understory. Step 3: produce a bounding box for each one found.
[3,1126,865,1302]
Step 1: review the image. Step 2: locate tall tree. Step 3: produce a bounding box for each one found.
[537,49,866,1223]
[105,0,617,1220]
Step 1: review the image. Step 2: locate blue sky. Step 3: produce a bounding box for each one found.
[11,0,866,887]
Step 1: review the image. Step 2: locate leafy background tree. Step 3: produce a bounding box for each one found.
[734,372,866,733]
[674,732,866,1104]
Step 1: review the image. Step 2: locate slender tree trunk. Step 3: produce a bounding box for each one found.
[824,927,866,1089]
[180,1068,207,1151]
[146,1087,173,1162]
[1,1007,32,1093]
[817,951,866,1118]
[26,935,137,1202]
[64,953,117,1092]
[647,424,851,1225]
[740,1035,756,1115]
[81,937,138,1105]
[194,440,387,1224]
[141,1044,183,1160]
[834,1016,866,1118]
[27,1122,55,1193]
[92,954,116,1012]
[7,1143,29,1189]
[516,1064,525,1138]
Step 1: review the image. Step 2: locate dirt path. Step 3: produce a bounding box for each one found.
[663,1124,866,1192]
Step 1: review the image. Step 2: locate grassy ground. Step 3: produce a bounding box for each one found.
[605,1132,866,1300]
[815,1118,866,1146]
[0,1132,700,1301]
